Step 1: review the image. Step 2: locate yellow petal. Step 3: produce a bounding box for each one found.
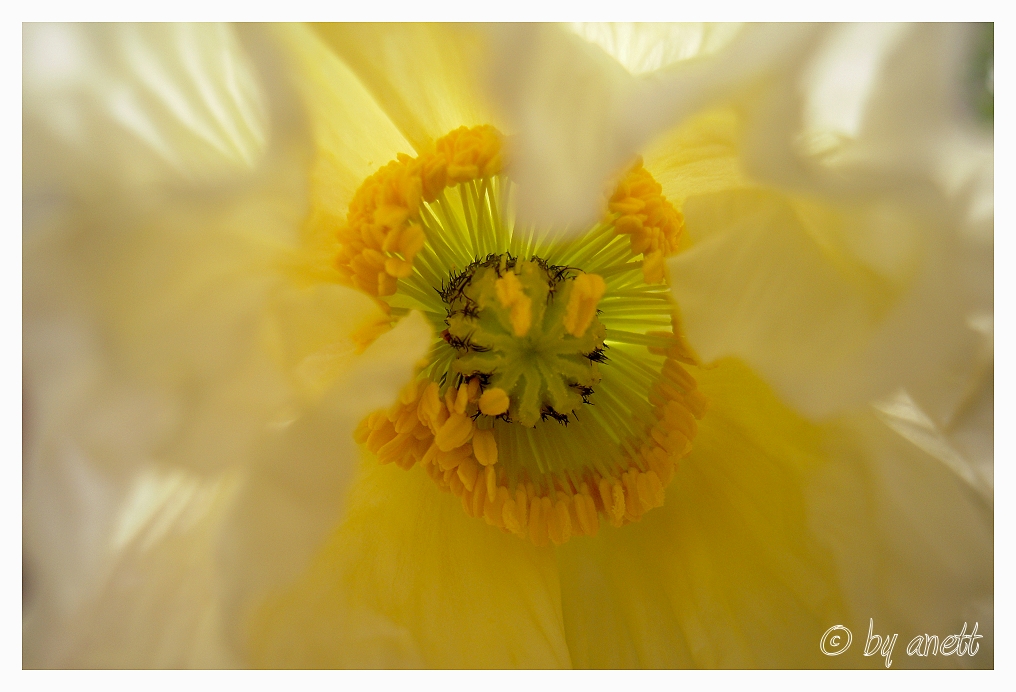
[312,24,500,152]
[556,358,848,667]
[643,106,749,212]
[272,24,414,283]
[262,282,389,398]
[249,460,570,668]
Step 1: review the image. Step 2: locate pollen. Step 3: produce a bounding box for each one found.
[344,126,703,546]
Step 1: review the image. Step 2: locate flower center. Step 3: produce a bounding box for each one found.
[441,253,606,428]
[343,126,706,546]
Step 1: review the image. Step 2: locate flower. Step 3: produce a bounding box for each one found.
[23,23,992,668]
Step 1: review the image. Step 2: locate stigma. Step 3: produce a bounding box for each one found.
[440,253,606,428]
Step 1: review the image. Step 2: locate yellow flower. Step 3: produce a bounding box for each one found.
[23,23,992,668]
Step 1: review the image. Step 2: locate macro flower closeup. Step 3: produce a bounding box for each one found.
[23,22,993,669]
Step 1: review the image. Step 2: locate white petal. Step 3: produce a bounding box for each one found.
[567,22,744,76]
[669,187,985,422]
[24,23,268,192]
[485,23,816,229]
[23,24,319,666]
[872,386,993,502]
[24,460,242,668]
[808,408,992,657]
[484,24,634,229]
[673,24,992,426]
[215,312,433,654]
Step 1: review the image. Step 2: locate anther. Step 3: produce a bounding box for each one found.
[479,388,510,416]
[563,273,606,337]
[472,429,498,466]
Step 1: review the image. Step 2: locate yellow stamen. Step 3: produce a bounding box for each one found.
[575,491,598,537]
[453,384,469,415]
[434,412,473,452]
[485,464,497,502]
[494,271,533,337]
[608,157,685,284]
[472,429,498,466]
[456,458,479,492]
[562,272,606,337]
[609,482,625,527]
[502,498,523,536]
[548,499,572,546]
[642,251,667,284]
[529,497,549,548]
[478,388,510,416]
[335,126,504,297]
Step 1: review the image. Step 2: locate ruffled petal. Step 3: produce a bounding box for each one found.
[24,460,243,668]
[312,24,499,153]
[668,182,984,422]
[248,459,570,668]
[215,311,433,658]
[23,309,431,667]
[272,23,414,281]
[24,23,429,667]
[555,358,992,668]
[555,359,846,668]
[642,106,749,209]
[24,24,316,474]
[568,22,744,76]
[721,23,992,425]
[24,23,269,195]
[485,23,815,228]
[806,405,992,668]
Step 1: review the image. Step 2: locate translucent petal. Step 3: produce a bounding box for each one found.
[729,24,992,426]
[568,22,743,76]
[872,388,992,502]
[556,358,991,668]
[24,462,242,668]
[556,359,846,667]
[642,107,749,209]
[668,185,983,421]
[24,23,269,191]
[23,312,430,667]
[248,459,570,668]
[485,23,815,229]
[312,24,499,153]
[484,23,636,229]
[23,23,430,667]
[807,406,993,667]
[740,24,993,237]
[215,311,433,658]
[273,24,413,228]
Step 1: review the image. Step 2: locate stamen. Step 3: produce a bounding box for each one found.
[479,388,510,416]
[343,126,704,546]
[494,271,533,337]
[563,273,607,337]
